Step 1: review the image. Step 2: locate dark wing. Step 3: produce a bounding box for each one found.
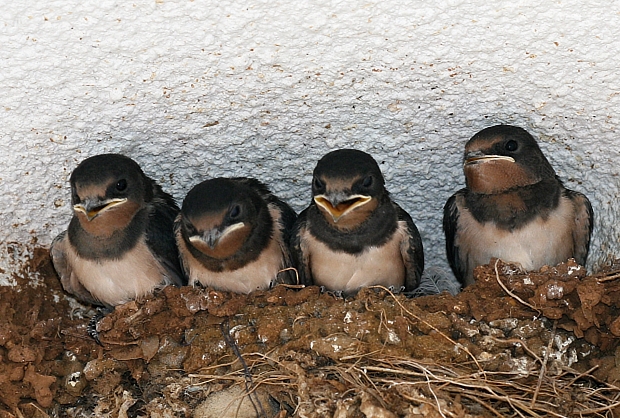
[50,231,102,306]
[270,198,297,243]
[173,213,193,281]
[146,182,186,286]
[269,200,298,285]
[233,176,299,285]
[565,188,593,266]
[394,204,424,292]
[443,190,467,286]
[289,208,313,286]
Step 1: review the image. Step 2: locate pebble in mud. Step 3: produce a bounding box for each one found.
[83,357,126,381]
[63,371,88,397]
[192,385,278,418]
[489,318,519,333]
[511,319,546,340]
[148,336,190,377]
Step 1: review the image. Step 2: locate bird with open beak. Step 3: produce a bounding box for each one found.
[175,177,297,293]
[291,149,424,296]
[50,154,185,308]
[444,125,593,287]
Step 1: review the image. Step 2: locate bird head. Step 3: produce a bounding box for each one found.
[312,149,384,229]
[70,154,149,237]
[463,125,556,195]
[180,178,263,260]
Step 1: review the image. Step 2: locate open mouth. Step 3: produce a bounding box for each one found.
[314,194,372,222]
[74,198,128,221]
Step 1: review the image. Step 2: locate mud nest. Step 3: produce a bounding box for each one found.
[1,249,620,417]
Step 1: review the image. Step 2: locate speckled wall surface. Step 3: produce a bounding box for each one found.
[2,1,619,284]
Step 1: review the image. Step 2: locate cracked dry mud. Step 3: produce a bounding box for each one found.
[1,249,620,417]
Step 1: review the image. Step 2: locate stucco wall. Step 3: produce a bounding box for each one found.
[2,1,619,284]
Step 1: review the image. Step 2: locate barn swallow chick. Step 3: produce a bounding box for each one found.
[50,154,184,308]
[175,177,297,293]
[444,125,593,287]
[291,149,424,295]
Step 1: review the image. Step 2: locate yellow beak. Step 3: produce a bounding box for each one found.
[74,198,128,221]
[314,194,372,223]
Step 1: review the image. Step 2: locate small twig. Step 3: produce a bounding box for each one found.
[595,270,620,283]
[531,320,556,407]
[398,390,459,418]
[60,329,135,346]
[487,336,543,364]
[278,267,300,285]
[277,283,306,289]
[220,318,267,418]
[461,393,505,417]
[578,399,620,414]
[493,259,541,314]
[368,285,485,373]
[422,368,447,418]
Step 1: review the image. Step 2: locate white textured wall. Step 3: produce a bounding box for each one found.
[2,0,620,283]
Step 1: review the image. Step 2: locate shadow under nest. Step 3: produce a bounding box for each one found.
[1,249,620,417]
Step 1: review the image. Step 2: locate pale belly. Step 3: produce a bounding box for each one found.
[458,196,576,284]
[189,260,282,294]
[67,240,169,306]
[304,225,406,294]
[186,234,286,294]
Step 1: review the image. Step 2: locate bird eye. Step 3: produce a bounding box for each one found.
[505,140,518,152]
[362,176,373,188]
[313,177,324,190]
[116,179,128,191]
[229,204,241,219]
[183,217,196,234]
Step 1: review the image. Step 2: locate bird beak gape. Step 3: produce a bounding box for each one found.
[314,194,373,223]
[189,222,246,250]
[73,198,128,221]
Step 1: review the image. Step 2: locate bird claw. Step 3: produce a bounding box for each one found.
[383,285,406,293]
[87,310,106,346]
[319,286,344,299]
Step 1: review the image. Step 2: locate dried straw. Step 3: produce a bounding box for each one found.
[189,275,620,418]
